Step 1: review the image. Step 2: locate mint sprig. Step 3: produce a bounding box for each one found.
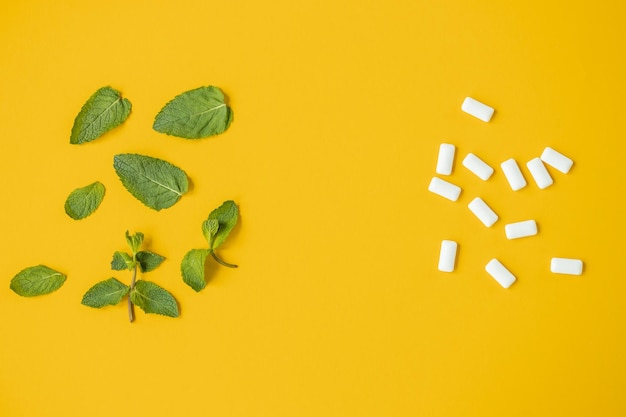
[181,201,239,292]
[82,231,178,322]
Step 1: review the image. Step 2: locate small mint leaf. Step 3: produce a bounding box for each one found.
[201,218,219,246]
[130,280,179,317]
[136,251,165,273]
[207,200,239,250]
[125,231,144,254]
[70,86,131,144]
[10,265,66,297]
[64,181,105,220]
[153,86,233,139]
[111,251,134,271]
[81,278,129,308]
[181,249,210,292]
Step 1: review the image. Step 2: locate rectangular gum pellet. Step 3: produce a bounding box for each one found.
[462,153,494,180]
[485,258,516,288]
[500,159,527,191]
[526,157,553,189]
[436,143,456,175]
[505,220,538,239]
[468,197,498,227]
[461,97,495,122]
[438,240,458,272]
[541,147,574,174]
[428,177,462,201]
[550,258,583,275]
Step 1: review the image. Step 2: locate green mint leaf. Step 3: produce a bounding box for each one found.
[70,86,131,144]
[130,280,179,317]
[113,153,189,211]
[125,231,144,254]
[136,251,165,273]
[81,278,129,308]
[181,249,210,292]
[10,265,66,297]
[111,251,134,271]
[207,200,239,250]
[64,181,105,220]
[153,86,233,139]
[201,218,219,246]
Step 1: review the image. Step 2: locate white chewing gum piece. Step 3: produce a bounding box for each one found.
[500,159,527,191]
[438,240,458,272]
[541,147,574,174]
[462,153,494,181]
[550,258,583,275]
[461,97,494,122]
[428,177,461,202]
[485,258,516,289]
[436,143,456,176]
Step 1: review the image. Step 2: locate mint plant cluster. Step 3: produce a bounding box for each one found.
[9,85,240,322]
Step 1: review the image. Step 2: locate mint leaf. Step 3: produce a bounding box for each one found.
[136,251,165,273]
[81,278,129,308]
[125,231,144,254]
[207,200,239,249]
[70,86,131,144]
[201,218,219,246]
[181,249,210,292]
[153,86,233,139]
[130,280,179,317]
[10,265,66,297]
[113,153,189,211]
[111,251,134,271]
[64,181,105,220]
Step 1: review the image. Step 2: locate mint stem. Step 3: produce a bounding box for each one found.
[128,264,137,323]
[211,252,238,268]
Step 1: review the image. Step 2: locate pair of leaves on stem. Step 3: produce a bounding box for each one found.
[81,231,178,320]
[70,85,233,144]
[182,201,239,292]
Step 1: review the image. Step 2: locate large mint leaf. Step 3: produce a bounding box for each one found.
[181,249,210,292]
[81,278,129,308]
[152,86,233,139]
[113,154,189,211]
[70,86,131,144]
[207,200,239,249]
[130,280,179,317]
[10,265,66,297]
[136,251,165,273]
[64,181,105,220]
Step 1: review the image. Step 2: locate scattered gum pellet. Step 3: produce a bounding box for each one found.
[505,220,537,240]
[436,143,456,176]
[438,240,458,272]
[485,258,516,288]
[541,147,573,174]
[461,97,495,122]
[462,153,494,181]
[500,159,527,191]
[428,177,462,202]
[526,157,553,189]
[468,197,498,227]
[550,258,583,275]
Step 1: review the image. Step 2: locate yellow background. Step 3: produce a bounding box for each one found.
[1,0,625,415]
